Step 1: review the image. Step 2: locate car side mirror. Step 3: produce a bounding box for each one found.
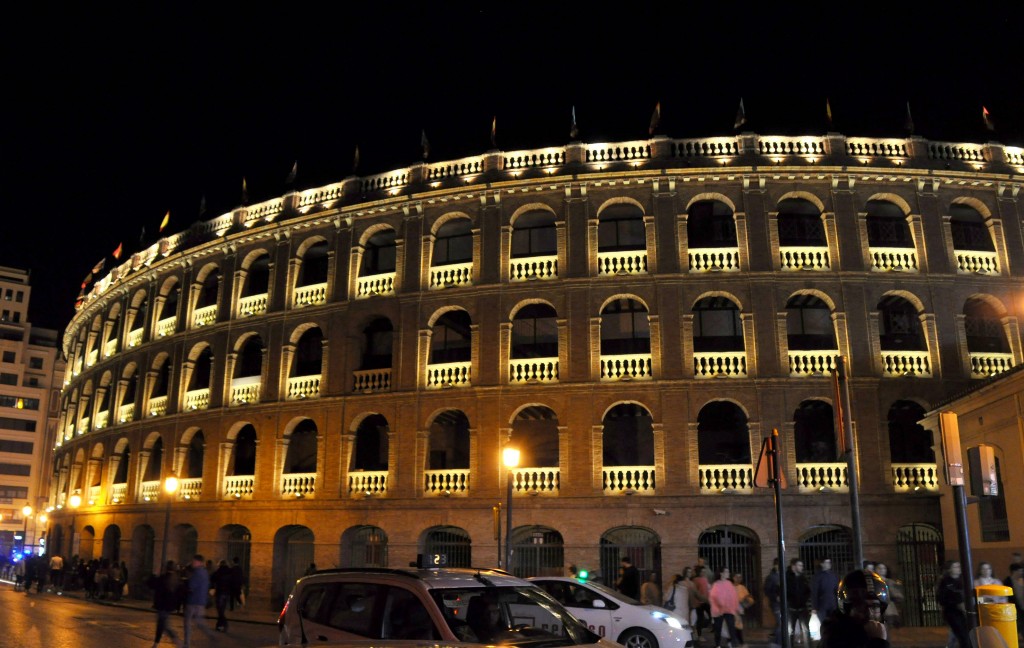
[592,599,606,609]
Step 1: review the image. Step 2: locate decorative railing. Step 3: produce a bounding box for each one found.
[356,272,396,298]
[148,396,168,417]
[244,197,284,224]
[426,361,471,389]
[103,338,117,357]
[846,138,910,159]
[77,417,90,434]
[694,351,748,378]
[586,140,651,163]
[87,349,98,367]
[230,376,261,404]
[238,293,268,316]
[297,182,344,208]
[119,403,135,423]
[361,168,409,193]
[87,485,100,505]
[597,250,648,276]
[510,255,558,281]
[287,375,321,399]
[109,483,127,504]
[869,246,918,272]
[881,350,932,377]
[789,350,839,377]
[970,352,1014,379]
[294,282,328,307]
[603,466,656,494]
[779,245,830,271]
[600,354,653,381]
[891,463,940,492]
[94,410,109,430]
[127,328,144,347]
[178,477,202,501]
[184,388,210,410]
[424,469,469,495]
[699,464,754,493]
[280,472,316,497]
[928,141,986,162]
[353,368,391,392]
[672,137,740,158]
[157,316,176,337]
[139,480,161,502]
[954,249,999,275]
[510,467,560,493]
[509,358,559,384]
[429,261,473,289]
[193,304,217,327]
[689,246,741,272]
[349,470,388,495]
[425,155,485,181]
[504,147,566,169]
[796,462,848,492]
[758,136,828,157]
[223,475,254,499]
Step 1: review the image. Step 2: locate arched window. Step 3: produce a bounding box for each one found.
[361,230,397,276]
[877,296,924,351]
[512,210,556,258]
[120,370,137,412]
[602,404,653,467]
[430,311,471,364]
[693,296,743,352]
[697,402,750,464]
[231,425,257,476]
[235,336,264,379]
[601,299,650,355]
[887,401,934,463]
[865,200,912,247]
[793,400,836,462]
[284,419,318,474]
[799,526,854,577]
[963,298,1009,353]
[688,200,736,247]
[144,438,163,483]
[298,242,329,287]
[151,359,170,398]
[113,445,131,484]
[189,348,214,390]
[777,198,826,247]
[428,410,469,470]
[242,254,271,297]
[158,284,179,323]
[292,328,324,376]
[352,414,389,472]
[786,295,835,350]
[598,204,645,252]
[510,406,560,469]
[949,204,995,252]
[196,270,220,309]
[433,219,473,266]
[512,304,558,359]
[185,431,204,479]
[361,318,393,369]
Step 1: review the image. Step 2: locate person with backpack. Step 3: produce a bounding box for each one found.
[151,561,183,648]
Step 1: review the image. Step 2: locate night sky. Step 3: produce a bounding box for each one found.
[3,5,1022,334]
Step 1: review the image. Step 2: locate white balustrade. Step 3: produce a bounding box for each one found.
[94,410,109,430]
[294,282,328,307]
[597,250,648,276]
[510,467,560,494]
[104,338,117,357]
[87,349,98,367]
[157,316,177,337]
[127,328,144,347]
[119,402,135,423]
[955,249,999,275]
[586,140,652,162]
[230,376,261,404]
[779,246,830,270]
[353,368,391,392]
[223,475,254,499]
[426,362,471,389]
[689,247,740,272]
[509,358,559,384]
[424,469,469,495]
[87,485,100,505]
[970,352,1014,379]
[870,246,918,272]
[109,483,127,504]
[789,350,839,376]
[280,472,317,497]
[178,477,203,500]
[600,354,653,381]
[148,396,168,417]
[796,462,848,492]
[192,304,217,327]
[238,293,268,316]
[140,480,160,502]
[287,375,322,399]
[510,255,558,281]
[349,470,388,495]
[429,262,473,289]
[891,463,939,492]
[881,350,932,377]
[694,351,748,378]
[698,464,754,493]
[758,136,828,156]
[603,466,656,494]
[184,388,210,410]
[356,272,396,298]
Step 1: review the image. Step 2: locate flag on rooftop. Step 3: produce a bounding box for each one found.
[490,116,497,148]
[199,195,207,218]
[138,226,146,245]
[826,98,833,130]
[904,102,914,135]
[91,258,105,275]
[648,101,661,136]
[286,161,298,187]
[159,210,170,233]
[242,177,249,205]
[353,145,361,174]
[734,98,747,130]
[112,242,123,260]
[983,106,995,132]
[421,130,430,160]
[570,106,579,140]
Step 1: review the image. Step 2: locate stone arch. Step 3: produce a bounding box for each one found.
[776,191,827,213]
[272,525,314,609]
[684,192,738,213]
[430,210,473,234]
[287,321,324,345]
[863,193,913,215]
[294,234,329,259]
[340,525,388,568]
[240,247,272,270]
[950,196,993,219]
[357,222,397,246]
[787,288,837,312]
[599,292,650,313]
[425,304,472,328]
[595,196,646,217]
[692,290,744,312]
[964,293,1009,316]
[509,202,557,225]
[508,298,558,320]
[877,290,926,314]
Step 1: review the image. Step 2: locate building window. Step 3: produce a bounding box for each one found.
[600,299,650,355]
[777,198,826,246]
[688,200,736,247]
[511,304,558,359]
[361,230,397,275]
[793,400,837,462]
[877,296,925,351]
[786,295,835,350]
[949,204,995,251]
[361,319,393,370]
[0,485,28,499]
[977,457,1009,542]
[0,373,17,385]
[28,357,43,370]
[1,351,13,364]
[602,403,654,467]
[963,298,1009,353]
[433,219,473,266]
[598,204,645,252]
[0,440,32,454]
[427,410,470,470]
[0,463,31,476]
[866,200,913,247]
[693,296,743,352]
[887,401,934,463]
[511,211,556,258]
[3,289,10,300]
[0,395,39,410]
[15,291,23,303]
[0,417,35,432]
[352,414,389,472]
[298,241,330,286]
[697,401,751,464]
[430,311,471,364]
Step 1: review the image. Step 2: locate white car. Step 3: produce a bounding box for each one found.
[529,577,693,648]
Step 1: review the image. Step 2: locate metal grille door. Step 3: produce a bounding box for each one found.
[424,526,472,568]
[896,524,943,627]
[599,527,661,588]
[799,526,854,577]
[345,526,388,568]
[698,526,762,627]
[510,526,564,578]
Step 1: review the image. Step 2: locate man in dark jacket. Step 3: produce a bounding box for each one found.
[151,561,182,648]
[786,558,811,640]
[229,557,245,610]
[212,560,233,632]
[811,558,841,621]
[184,554,218,646]
[764,558,782,647]
[616,556,640,599]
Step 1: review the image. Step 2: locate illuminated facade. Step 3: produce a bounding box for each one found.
[50,133,1024,621]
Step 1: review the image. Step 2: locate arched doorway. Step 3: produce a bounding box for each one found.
[272,526,314,609]
[219,524,252,596]
[49,524,64,558]
[798,526,854,577]
[510,526,564,578]
[172,524,198,568]
[340,526,388,568]
[896,524,943,627]
[422,526,471,568]
[102,525,121,562]
[79,525,96,562]
[131,525,156,598]
[698,526,761,626]
[599,527,660,588]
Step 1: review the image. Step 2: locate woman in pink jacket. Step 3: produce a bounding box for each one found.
[710,566,740,648]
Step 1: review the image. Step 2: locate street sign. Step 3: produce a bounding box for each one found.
[753,434,787,488]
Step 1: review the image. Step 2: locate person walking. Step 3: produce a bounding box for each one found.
[229,557,245,610]
[616,556,640,599]
[640,571,661,606]
[936,561,970,648]
[183,554,218,647]
[786,559,811,644]
[874,563,902,628]
[693,565,712,641]
[764,559,782,648]
[710,566,740,648]
[151,561,183,648]
[732,572,754,648]
[665,572,690,621]
[811,558,840,623]
[48,553,65,594]
[211,559,233,632]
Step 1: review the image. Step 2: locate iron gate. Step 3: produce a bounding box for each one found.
[799,526,854,577]
[344,525,388,568]
[424,526,472,568]
[510,526,564,578]
[698,526,761,626]
[599,527,661,588]
[896,523,943,626]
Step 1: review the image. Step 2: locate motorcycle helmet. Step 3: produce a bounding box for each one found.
[836,568,889,617]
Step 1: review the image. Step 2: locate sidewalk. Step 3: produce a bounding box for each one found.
[739,625,950,648]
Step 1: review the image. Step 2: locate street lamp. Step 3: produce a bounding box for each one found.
[68,493,82,558]
[503,447,520,572]
[159,475,179,570]
[21,505,32,556]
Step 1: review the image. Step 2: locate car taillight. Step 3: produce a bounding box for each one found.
[278,599,290,627]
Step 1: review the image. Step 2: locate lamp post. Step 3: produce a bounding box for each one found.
[159,475,179,569]
[21,505,32,556]
[68,494,82,558]
[502,447,520,573]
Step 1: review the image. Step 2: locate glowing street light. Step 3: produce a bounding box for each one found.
[503,447,520,571]
[159,475,179,569]
[21,505,32,555]
[68,493,82,557]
